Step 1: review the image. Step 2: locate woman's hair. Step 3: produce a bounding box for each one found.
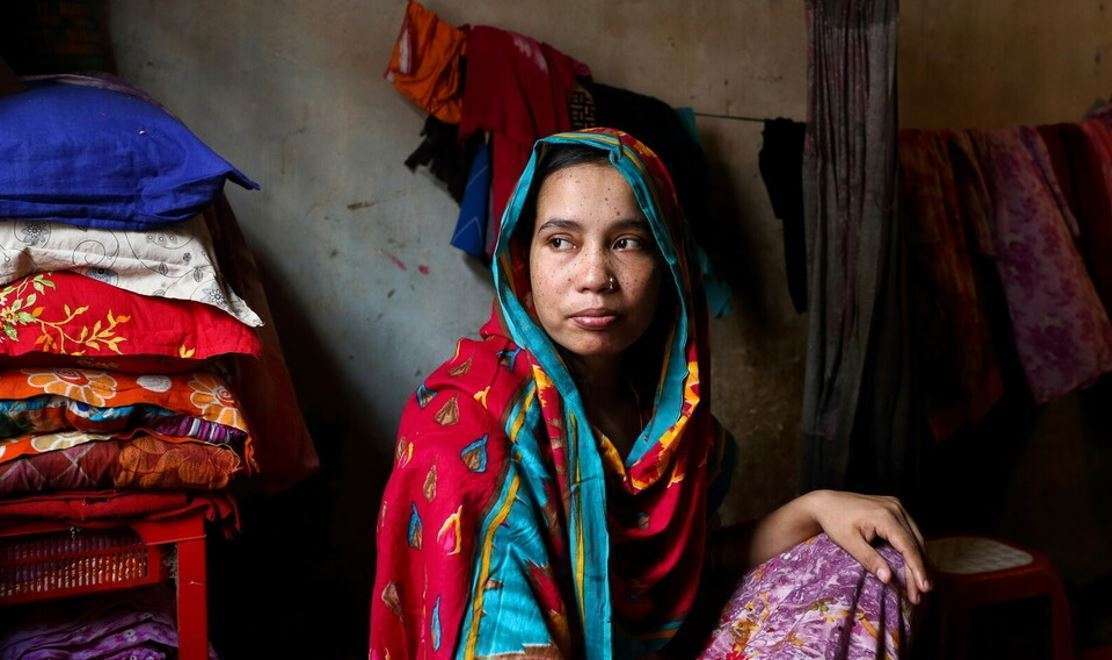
[536,142,612,178]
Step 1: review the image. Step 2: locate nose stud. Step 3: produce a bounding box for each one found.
[606,275,618,292]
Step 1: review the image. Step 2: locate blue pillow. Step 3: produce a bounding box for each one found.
[0,82,259,229]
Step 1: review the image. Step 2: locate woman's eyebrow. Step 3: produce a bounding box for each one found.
[536,218,581,232]
[610,217,649,230]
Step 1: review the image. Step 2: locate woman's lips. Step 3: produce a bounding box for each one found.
[569,309,620,330]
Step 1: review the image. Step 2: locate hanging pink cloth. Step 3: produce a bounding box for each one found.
[969,126,1112,403]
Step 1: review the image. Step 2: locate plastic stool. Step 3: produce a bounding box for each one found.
[0,513,210,660]
[926,536,1074,660]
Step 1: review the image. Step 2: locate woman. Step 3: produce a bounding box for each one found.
[371,128,929,659]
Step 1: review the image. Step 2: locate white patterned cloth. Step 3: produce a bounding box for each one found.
[0,215,261,326]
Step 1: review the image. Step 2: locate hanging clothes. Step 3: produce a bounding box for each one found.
[403,115,481,203]
[899,130,1004,441]
[1077,118,1112,314]
[801,0,917,494]
[968,127,1112,403]
[1039,119,1112,315]
[384,0,465,124]
[449,139,491,258]
[458,26,590,257]
[759,118,808,313]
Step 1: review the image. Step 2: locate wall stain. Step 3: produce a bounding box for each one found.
[380,250,407,271]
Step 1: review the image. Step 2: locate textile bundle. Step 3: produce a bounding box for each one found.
[761,110,1112,486]
[0,73,318,656]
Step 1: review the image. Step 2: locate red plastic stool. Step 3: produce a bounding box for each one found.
[0,513,209,660]
[926,536,1074,660]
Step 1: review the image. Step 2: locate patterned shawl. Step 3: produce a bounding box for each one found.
[371,128,728,659]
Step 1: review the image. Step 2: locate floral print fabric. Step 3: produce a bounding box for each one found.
[0,368,255,472]
[969,127,1112,403]
[0,434,240,496]
[0,395,245,444]
[700,534,911,659]
[0,271,261,362]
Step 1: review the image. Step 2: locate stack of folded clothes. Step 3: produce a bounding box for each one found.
[0,75,273,496]
[0,74,318,656]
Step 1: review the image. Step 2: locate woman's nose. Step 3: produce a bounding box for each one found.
[576,247,613,293]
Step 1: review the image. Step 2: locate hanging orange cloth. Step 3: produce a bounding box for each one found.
[383,0,465,124]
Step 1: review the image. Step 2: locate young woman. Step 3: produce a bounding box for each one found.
[370,128,928,659]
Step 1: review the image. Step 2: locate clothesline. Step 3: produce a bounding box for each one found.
[692,110,772,123]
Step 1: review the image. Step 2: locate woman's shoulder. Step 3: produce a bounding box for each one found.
[388,335,531,498]
[421,334,532,399]
[396,334,533,445]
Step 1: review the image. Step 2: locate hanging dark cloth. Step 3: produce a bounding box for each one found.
[403,115,482,203]
[801,0,919,495]
[899,130,1004,441]
[759,118,808,313]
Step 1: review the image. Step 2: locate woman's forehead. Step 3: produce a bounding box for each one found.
[534,163,642,224]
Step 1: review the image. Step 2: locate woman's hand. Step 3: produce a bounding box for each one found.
[802,489,932,604]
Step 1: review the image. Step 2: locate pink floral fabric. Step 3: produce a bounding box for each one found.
[969,127,1112,403]
[700,534,911,659]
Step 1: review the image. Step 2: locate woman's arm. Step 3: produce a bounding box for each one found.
[708,489,931,604]
[707,490,823,580]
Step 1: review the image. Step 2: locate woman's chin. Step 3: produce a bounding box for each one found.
[557,332,632,359]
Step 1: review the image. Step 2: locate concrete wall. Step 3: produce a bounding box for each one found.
[900,1,1112,129]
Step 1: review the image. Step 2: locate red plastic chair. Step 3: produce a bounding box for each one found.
[0,512,209,660]
[926,535,1074,660]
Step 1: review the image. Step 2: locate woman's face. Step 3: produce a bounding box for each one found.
[528,162,662,360]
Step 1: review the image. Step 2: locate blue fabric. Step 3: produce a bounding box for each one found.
[451,142,491,257]
[0,82,258,229]
[0,396,173,438]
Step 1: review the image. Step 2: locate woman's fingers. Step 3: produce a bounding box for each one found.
[887,505,931,592]
[842,532,895,585]
[877,517,930,604]
[896,509,930,590]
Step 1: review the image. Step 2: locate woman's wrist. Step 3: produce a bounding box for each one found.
[797,489,832,527]
[783,489,826,544]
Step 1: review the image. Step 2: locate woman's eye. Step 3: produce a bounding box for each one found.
[547,236,573,251]
[613,237,644,251]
